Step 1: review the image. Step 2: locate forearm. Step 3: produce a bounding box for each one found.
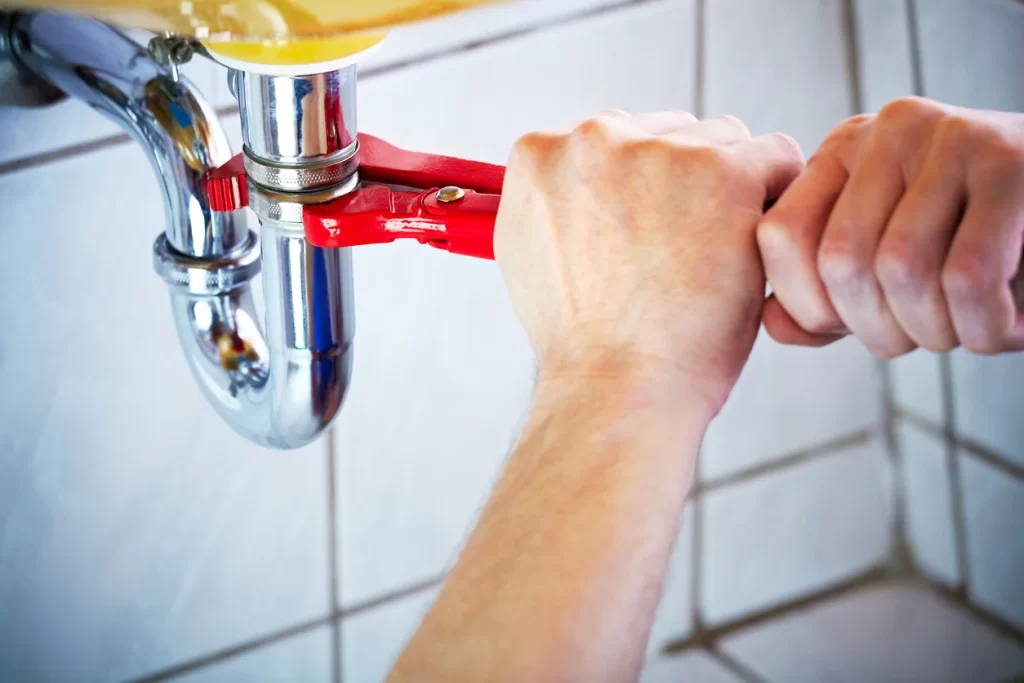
[389,369,712,683]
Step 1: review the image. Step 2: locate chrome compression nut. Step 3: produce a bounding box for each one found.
[153,231,261,295]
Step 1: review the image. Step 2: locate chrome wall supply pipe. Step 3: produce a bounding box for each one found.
[2,11,357,449]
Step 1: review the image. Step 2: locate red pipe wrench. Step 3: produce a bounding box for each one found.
[204,134,505,260]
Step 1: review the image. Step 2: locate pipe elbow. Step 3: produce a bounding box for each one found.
[11,12,358,449]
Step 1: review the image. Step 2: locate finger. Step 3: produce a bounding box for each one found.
[1008,274,1024,351]
[679,114,753,146]
[758,154,847,335]
[629,110,698,136]
[942,182,1024,353]
[596,108,630,119]
[743,132,806,200]
[875,145,966,352]
[763,295,846,347]
[819,133,917,357]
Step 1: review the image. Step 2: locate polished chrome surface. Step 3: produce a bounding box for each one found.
[242,141,360,193]
[247,172,359,224]
[234,67,358,166]
[166,228,355,449]
[6,12,244,259]
[153,231,262,295]
[9,11,356,449]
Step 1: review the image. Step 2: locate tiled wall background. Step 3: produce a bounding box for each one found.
[0,0,1022,681]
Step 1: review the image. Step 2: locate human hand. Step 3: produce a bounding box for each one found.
[494,111,804,416]
[758,96,1024,356]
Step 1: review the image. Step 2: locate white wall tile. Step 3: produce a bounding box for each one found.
[0,121,331,683]
[175,628,333,683]
[961,453,1024,630]
[704,0,856,152]
[341,589,438,683]
[915,0,1024,111]
[0,36,224,166]
[702,335,881,481]
[702,442,893,625]
[853,0,916,111]
[640,650,745,683]
[362,0,626,72]
[897,421,960,585]
[647,504,695,655]
[336,0,697,608]
[891,351,946,426]
[722,583,1024,683]
[950,351,1024,469]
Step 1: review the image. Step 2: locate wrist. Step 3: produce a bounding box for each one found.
[533,348,722,431]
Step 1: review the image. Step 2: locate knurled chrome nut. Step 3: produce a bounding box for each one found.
[246,173,360,225]
[243,140,360,193]
[153,231,262,294]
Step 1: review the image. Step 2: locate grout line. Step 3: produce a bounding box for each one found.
[0,106,240,178]
[840,0,865,115]
[707,647,771,683]
[905,0,926,98]
[939,354,972,594]
[125,615,334,683]
[878,358,914,575]
[339,574,445,620]
[0,131,132,176]
[128,574,446,682]
[955,436,1024,482]
[663,565,892,653]
[924,580,1024,646]
[326,430,342,683]
[689,0,707,636]
[895,410,1024,484]
[697,430,873,495]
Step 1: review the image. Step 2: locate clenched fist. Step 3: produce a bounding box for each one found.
[759,96,1024,356]
[494,111,804,416]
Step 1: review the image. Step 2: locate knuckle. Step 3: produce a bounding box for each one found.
[691,144,734,172]
[831,113,874,138]
[874,338,918,360]
[771,131,805,160]
[877,96,938,132]
[713,114,751,137]
[818,238,868,289]
[509,130,565,173]
[573,115,618,143]
[874,240,927,291]
[934,113,977,147]
[672,109,699,123]
[941,251,990,301]
[756,219,796,252]
[512,130,562,158]
[975,137,1024,184]
[620,135,672,164]
[816,116,870,161]
[922,337,958,354]
[961,333,1004,355]
[797,307,844,336]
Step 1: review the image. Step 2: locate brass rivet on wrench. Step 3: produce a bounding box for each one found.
[436,186,466,203]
